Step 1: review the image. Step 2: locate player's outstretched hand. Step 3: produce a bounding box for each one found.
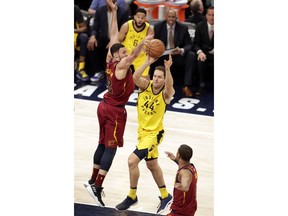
[164,54,173,69]
[165,151,176,161]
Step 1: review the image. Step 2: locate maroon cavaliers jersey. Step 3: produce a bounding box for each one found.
[170,164,198,216]
[104,61,135,107]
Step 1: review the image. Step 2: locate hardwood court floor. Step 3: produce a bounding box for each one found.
[74,98,214,215]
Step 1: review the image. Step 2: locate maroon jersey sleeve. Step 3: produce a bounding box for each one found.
[103,61,135,107]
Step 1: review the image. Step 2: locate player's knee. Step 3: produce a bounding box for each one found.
[127,155,135,168]
[128,154,140,169]
[100,148,117,171]
[146,163,157,171]
[146,162,153,170]
[146,160,158,171]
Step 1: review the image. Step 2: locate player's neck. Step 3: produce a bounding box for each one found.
[152,84,164,95]
[178,160,190,169]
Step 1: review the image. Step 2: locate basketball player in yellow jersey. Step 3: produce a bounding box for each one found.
[118,7,154,80]
[116,54,175,214]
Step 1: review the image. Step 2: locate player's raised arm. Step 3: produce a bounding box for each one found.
[106,1,119,63]
[133,55,156,90]
[163,54,175,104]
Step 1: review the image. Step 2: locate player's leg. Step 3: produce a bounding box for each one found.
[145,130,172,214]
[116,148,147,210]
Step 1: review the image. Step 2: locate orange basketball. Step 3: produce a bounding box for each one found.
[145,39,165,59]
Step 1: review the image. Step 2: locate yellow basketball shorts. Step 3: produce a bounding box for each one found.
[137,129,164,159]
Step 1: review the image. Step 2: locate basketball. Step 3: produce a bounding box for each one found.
[145,39,165,59]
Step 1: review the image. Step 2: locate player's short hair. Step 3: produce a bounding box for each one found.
[154,65,166,78]
[178,144,193,162]
[110,43,125,56]
[135,7,147,16]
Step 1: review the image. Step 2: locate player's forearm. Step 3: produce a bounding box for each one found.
[110,10,118,35]
[109,5,119,45]
[133,61,149,81]
[165,68,174,88]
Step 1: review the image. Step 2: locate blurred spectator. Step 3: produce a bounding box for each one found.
[205,0,214,8]
[185,0,193,19]
[74,4,89,81]
[118,8,154,80]
[185,0,206,24]
[88,0,128,15]
[186,0,212,17]
[193,6,214,96]
[126,0,137,19]
[87,0,129,82]
[151,9,196,97]
[201,0,213,15]
[74,0,92,11]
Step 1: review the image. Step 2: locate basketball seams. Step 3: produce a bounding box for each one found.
[146,39,165,58]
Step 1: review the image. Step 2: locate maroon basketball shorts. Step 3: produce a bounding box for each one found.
[97,101,127,148]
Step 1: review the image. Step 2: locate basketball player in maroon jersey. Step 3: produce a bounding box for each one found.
[84,0,153,207]
[165,144,198,216]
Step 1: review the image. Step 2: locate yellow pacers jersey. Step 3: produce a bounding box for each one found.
[137,81,167,131]
[122,20,150,76]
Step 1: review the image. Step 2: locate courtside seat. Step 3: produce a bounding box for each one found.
[182,22,196,43]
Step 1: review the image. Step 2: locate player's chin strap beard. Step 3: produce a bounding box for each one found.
[133,20,146,32]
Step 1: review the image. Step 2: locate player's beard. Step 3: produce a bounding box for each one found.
[134,21,145,29]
